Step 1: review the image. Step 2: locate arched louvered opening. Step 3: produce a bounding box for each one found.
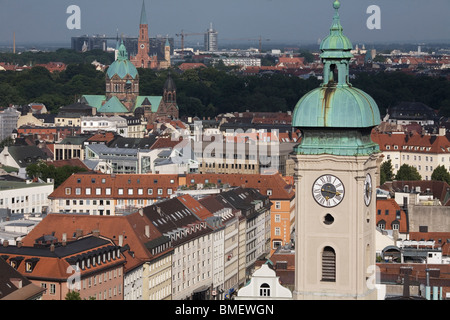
[321,246,336,282]
[259,283,270,297]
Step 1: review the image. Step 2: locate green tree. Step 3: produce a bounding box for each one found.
[431,165,450,184]
[380,159,394,185]
[26,162,87,188]
[65,290,82,300]
[395,164,422,181]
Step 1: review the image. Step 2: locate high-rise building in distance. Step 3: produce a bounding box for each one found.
[204,23,218,52]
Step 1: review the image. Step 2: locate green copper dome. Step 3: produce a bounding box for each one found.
[107,41,138,80]
[292,0,380,129]
[292,85,380,128]
[291,0,380,156]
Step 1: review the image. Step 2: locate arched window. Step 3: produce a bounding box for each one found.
[259,283,270,297]
[321,246,336,282]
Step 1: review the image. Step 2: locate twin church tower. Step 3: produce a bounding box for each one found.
[291,0,381,300]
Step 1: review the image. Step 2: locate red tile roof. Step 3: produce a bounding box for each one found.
[185,173,295,200]
[20,212,170,271]
[178,194,213,221]
[371,132,450,154]
[409,232,450,256]
[376,199,408,233]
[49,172,179,200]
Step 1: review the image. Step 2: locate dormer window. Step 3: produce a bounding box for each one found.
[25,258,39,273]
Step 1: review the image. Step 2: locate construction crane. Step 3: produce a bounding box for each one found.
[175,30,205,58]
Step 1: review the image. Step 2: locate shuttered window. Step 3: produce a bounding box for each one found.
[321,246,336,282]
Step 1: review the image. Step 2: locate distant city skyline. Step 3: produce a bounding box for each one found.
[0,0,449,49]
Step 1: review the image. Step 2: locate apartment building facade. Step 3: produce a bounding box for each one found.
[142,198,214,300]
[0,179,54,215]
[372,129,450,180]
[48,172,179,215]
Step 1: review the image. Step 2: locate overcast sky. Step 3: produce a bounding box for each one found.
[0,0,449,47]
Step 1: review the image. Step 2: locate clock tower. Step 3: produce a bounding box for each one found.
[291,0,381,300]
[130,0,158,69]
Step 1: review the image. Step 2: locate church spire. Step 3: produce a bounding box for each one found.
[140,0,148,25]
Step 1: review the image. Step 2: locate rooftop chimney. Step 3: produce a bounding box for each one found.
[145,225,150,238]
[119,234,124,247]
[11,278,22,289]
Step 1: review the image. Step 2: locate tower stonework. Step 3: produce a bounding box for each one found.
[291,0,381,300]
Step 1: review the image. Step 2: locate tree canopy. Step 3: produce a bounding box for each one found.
[380,159,394,185]
[26,162,88,188]
[1,51,450,119]
[395,164,422,181]
[431,165,450,184]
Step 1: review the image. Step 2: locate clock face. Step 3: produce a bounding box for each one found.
[140,44,145,49]
[312,174,345,208]
[364,173,372,206]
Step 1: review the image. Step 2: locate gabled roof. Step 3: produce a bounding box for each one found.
[20,212,170,270]
[4,145,48,168]
[0,257,45,300]
[0,235,126,280]
[81,95,107,110]
[371,132,450,154]
[135,96,162,113]
[376,199,408,233]
[178,194,213,221]
[98,96,129,113]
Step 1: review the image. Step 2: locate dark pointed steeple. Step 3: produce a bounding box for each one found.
[140,0,148,25]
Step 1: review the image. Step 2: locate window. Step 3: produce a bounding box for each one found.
[50,284,56,295]
[65,188,71,195]
[85,188,91,195]
[75,188,81,195]
[259,283,270,297]
[157,188,163,195]
[275,214,281,223]
[105,188,111,195]
[147,188,153,195]
[128,188,133,195]
[275,227,281,236]
[321,246,336,282]
[96,188,101,195]
[118,188,124,195]
[275,202,281,209]
[267,189,272,196]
